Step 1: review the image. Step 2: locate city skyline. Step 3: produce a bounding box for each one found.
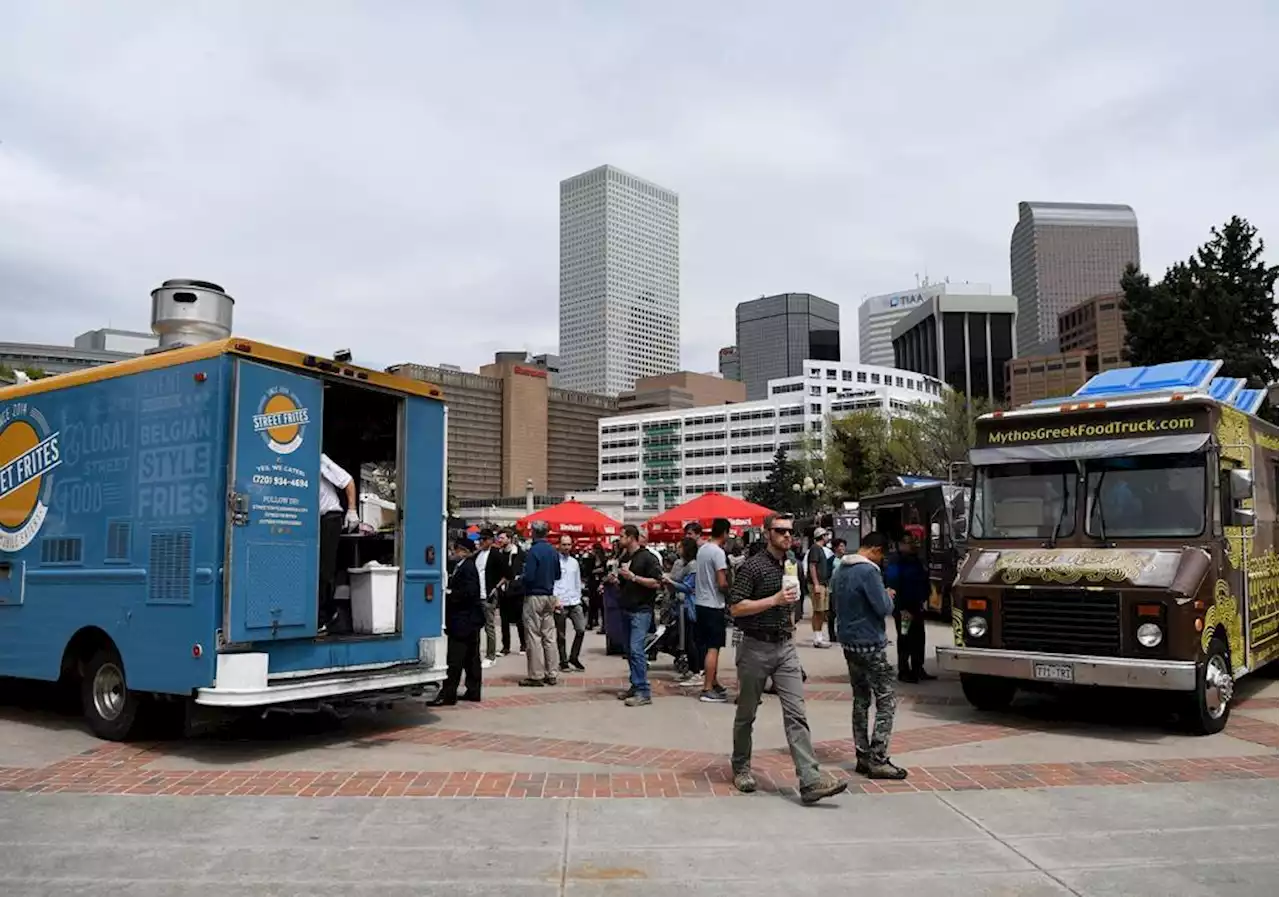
[1,5,1275,377]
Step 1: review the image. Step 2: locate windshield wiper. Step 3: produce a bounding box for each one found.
[1045,471,1070,548]
[1091,469,1110,546]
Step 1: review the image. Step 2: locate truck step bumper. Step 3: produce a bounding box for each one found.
[936,647,1198,691]
[197,660,446,708]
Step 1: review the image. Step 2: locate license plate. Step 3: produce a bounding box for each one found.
[1033,663,1074,683]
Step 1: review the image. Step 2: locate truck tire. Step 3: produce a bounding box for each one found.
[81,648,142,741]
[960,674,1017,711]
[1184,637,1232,736]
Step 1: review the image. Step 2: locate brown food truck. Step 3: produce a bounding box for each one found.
[937,362,1277,734]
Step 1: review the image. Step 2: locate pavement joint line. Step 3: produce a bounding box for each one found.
[933,789,1089,897]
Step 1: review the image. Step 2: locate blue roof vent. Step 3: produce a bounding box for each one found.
[1232,388,1266,415]
[1073,359,1223,399]
[1208,377,1247,404]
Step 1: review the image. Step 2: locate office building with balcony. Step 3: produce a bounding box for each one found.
[598,361,945,512]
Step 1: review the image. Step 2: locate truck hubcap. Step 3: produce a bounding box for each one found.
[92,663,126,721]
[1204,656,1232,718]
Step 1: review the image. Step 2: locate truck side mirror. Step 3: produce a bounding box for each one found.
[1227,468,1254,502]
[1229,507,1257,528]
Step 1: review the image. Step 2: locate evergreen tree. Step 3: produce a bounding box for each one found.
[1123,216,1277,394]
[743,446,795,513]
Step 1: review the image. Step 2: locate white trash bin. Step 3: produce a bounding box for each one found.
[348,564,399,634]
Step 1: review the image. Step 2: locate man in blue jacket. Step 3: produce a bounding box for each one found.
[830,531,908,780]
[519,520,561,687]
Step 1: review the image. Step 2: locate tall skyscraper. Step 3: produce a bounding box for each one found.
[735,293,840,400]
[1010,201,1139,354]
[558,165,680,396]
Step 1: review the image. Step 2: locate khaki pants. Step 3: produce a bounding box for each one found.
[732,636,822,788]
[522,595,559,681]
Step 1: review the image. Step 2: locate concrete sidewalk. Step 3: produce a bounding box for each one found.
[0,779,1275,896]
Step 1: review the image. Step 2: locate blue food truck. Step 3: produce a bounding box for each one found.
[0,280,448,739]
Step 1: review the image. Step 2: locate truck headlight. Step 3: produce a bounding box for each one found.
[1136,622,1163,648]
[966,615,988,639]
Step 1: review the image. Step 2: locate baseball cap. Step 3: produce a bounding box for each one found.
[814,527,830,540]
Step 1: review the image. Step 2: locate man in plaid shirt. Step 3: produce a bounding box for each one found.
[727,513,847,804]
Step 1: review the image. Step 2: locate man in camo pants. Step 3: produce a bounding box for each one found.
[830,531,908,780]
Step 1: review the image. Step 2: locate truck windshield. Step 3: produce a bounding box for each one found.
[971,461,1077,540]
[1085,454,1206,538]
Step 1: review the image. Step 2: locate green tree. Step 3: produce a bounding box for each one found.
[826,411,896,501]
[903,390,996,479]
[1122,216,1278,397]
[743,446,798,513]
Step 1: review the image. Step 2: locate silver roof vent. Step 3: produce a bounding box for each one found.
[149,279,235,352]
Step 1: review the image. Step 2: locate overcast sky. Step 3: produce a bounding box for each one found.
[2,2,1276,374]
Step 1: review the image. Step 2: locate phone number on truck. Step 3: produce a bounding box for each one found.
[252,474,310,488]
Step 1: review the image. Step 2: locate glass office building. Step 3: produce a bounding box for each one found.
[735,293,840,400]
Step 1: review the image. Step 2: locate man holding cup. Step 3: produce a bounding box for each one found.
[727,512,847,804]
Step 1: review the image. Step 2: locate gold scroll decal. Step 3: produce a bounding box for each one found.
[995,549,1158,585]
[1202,579,1245,664]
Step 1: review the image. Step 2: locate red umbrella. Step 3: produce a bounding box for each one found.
[644,492,775,540]
[515,500,622,540]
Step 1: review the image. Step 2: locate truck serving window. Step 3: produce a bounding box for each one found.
[971,461,1077,540]
[1084,454,1206,538]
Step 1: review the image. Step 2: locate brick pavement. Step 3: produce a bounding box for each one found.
[0,626,1275,802]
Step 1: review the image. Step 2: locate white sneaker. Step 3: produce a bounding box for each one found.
[481,658,495,669]
[814,633,831,649]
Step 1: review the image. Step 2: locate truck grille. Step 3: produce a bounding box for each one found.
[1001,589,1121,656]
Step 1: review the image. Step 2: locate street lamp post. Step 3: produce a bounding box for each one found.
[791,475,825,515]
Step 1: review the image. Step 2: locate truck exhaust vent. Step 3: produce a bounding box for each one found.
[148,279,235,353]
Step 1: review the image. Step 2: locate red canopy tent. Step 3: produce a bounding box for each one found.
[515,500,622,542]
[644,492,775,541]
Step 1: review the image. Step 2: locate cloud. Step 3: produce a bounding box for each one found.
[1,1,1275,377]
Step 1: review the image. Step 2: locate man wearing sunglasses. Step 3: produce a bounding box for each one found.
[727,513,847,804]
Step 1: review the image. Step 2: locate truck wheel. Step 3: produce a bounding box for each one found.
[1184,637,1232,736]
[81,648,141,741]
[960,674,1017,711]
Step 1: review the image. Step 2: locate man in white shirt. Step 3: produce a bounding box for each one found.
[318,453,360,632]
[474,529,500,668]
[553,534,587,672]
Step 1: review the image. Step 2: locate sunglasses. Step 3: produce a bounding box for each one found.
[771,527,794,536]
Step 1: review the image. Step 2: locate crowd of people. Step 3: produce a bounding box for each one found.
[440,514,936,801]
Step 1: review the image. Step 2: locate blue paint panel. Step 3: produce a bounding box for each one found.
[227,360,322,643]
[0,348,448,696]
[0,356,229,693]
[1073,359,1222,398]
[1208,377,1246,404]
[1233,388,1266,415]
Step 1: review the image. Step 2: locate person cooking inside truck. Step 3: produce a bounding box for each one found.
[318,453,360,634]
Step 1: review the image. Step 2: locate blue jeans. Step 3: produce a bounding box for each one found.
[624,607,653,697]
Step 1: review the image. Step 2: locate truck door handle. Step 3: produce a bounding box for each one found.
[229,491,250,526]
